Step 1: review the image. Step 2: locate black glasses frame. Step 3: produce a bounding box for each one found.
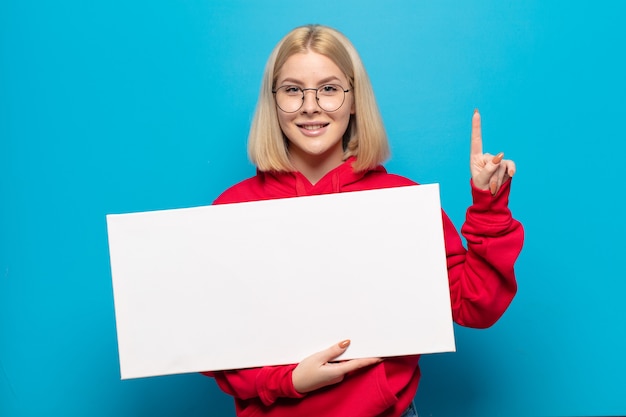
[272,84,351,113]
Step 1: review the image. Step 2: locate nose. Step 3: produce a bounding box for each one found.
[301,89,320,113]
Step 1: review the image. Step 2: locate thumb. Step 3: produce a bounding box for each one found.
[474,152,503,189]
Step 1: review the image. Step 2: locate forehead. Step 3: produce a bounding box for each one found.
[276,51,347,84]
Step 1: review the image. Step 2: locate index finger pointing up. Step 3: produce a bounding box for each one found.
[471,108,483,157]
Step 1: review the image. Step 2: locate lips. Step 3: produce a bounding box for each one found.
[297,123,329,130]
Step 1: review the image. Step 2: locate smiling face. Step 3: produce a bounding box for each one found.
[275,51,354,180]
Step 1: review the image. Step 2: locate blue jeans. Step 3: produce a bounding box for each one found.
[399,401,418,417]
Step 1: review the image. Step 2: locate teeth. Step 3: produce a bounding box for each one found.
[301,124,325,130]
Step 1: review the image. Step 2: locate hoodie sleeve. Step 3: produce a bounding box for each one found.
[444,178,524,328]
[202,365,305,406]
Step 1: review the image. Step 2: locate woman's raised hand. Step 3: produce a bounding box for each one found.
[292,340,382,394]
[470,109,516,195]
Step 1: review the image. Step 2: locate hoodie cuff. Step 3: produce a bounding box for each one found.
[257,364,306,406]
[465,178,514,236]
[470,178,512,208]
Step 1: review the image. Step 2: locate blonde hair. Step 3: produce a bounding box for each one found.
[248,24,390,172]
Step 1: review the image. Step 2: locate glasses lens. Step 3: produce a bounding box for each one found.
[275,86,303,113]
[274,85,347,113]
[316,84,346,112]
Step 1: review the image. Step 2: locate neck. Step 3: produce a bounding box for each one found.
[292,158,343,185]
[289,148,344,185]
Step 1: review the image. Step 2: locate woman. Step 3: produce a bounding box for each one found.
[204,24,524,417]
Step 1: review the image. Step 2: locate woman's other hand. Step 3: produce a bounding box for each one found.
[470,109,516,195]
[292,340,382,394]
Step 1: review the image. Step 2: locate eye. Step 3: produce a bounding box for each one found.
[319,84,340,95]
[281,85,302,95]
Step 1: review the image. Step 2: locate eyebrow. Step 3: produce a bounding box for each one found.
[277,76,343,86]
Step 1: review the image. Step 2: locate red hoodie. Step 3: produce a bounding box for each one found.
[204,157,524,417]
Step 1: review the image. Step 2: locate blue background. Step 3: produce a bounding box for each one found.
[2,1,625,416]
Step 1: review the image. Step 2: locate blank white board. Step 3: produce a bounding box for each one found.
[106,184,455,379]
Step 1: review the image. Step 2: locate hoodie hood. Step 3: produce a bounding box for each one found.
[261,157,387,198]
[213,156,412,206]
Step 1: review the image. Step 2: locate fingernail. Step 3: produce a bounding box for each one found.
[490,183,497,195]
[508,168,515,177]
[474,108,479,114]
[492,152,504,164]
[339,340,350,349]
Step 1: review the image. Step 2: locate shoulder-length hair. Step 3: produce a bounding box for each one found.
[248,24,390,173]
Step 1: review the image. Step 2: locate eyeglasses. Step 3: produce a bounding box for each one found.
[272,84,350,113]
